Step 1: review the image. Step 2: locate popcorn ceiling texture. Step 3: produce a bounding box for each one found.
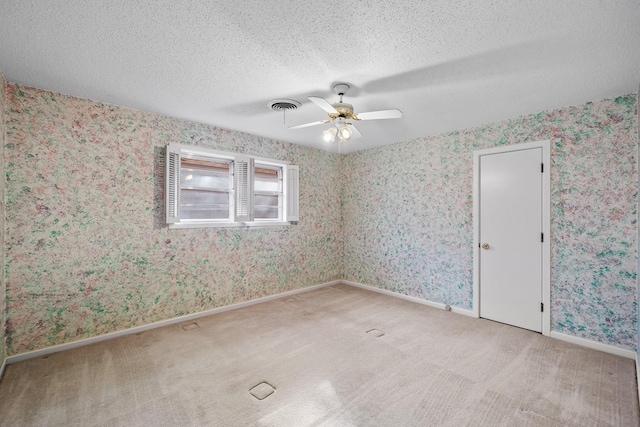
[2,2,639,154]
[2,81,638,355]
[4,84,343,355]
[342,94,638,350]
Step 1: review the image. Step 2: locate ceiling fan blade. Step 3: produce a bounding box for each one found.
[288,119,330,130]
[356,109,403,121]
[309,96,338,114]
[349,123,363,140]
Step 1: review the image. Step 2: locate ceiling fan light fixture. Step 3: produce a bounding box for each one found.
[338,124,352,141]
[323,126,338,142]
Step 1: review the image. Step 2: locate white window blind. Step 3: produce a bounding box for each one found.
[234,155,254,222]
[165,147,181,224]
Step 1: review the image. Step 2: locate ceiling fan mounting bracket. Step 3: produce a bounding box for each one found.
[330,84,359,119]
[332,83,350,96]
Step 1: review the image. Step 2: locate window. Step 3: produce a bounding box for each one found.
[166,143,298,228]
[254,165,282,220]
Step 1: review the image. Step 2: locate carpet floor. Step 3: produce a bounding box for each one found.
[0,284,637,426]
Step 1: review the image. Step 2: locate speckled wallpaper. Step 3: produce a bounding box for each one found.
[0,73,6,364]
[2,81,638,356]
[342,95,638,350]
[637,83,640,360]
[3,84,343,356]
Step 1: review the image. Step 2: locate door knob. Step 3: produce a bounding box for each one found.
[482,243,490,250]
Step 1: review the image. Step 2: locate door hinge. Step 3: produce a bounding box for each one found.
[541,163,544,173]
[541,232,544,243]
[541,303,544,312]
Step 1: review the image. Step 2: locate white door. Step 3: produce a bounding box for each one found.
[479,147,542,332]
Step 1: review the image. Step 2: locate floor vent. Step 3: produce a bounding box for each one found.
[366,329,385,337]
[249,381,276,400]
[181,322,199,331]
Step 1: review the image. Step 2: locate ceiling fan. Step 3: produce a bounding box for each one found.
[289,83,402,143]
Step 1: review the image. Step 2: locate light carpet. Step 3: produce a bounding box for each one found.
[0,284,637,426]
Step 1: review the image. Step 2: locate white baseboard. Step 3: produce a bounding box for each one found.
[3,279,637,374]
[341,281,638,361]
[0,357,6,382]
[341,280,476,318]
[549,331,636,360]
[5,280,341,365]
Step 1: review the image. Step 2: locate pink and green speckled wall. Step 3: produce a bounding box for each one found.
[0,73,6,365]
[2,80,638,356]
[3,84,343,356]
[342,94,638,350]
[637,83,640,360]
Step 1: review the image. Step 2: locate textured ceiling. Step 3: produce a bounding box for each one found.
[1,1,639,153]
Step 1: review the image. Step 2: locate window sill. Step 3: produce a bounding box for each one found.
[168,221,293,230]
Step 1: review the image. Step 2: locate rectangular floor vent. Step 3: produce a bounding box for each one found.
[249,381,276,400]
[181,322,199,331]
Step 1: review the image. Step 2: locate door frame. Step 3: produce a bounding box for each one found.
[472,140,551,336]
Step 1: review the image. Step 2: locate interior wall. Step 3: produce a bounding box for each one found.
[342,94,639,350]
[0,74,6,366]
[3,80,638,356]
[3,83,343,356]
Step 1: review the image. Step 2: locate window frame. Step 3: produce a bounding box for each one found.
[166,143,298,229]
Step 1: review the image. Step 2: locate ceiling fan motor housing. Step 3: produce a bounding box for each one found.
[330,102,357,120]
